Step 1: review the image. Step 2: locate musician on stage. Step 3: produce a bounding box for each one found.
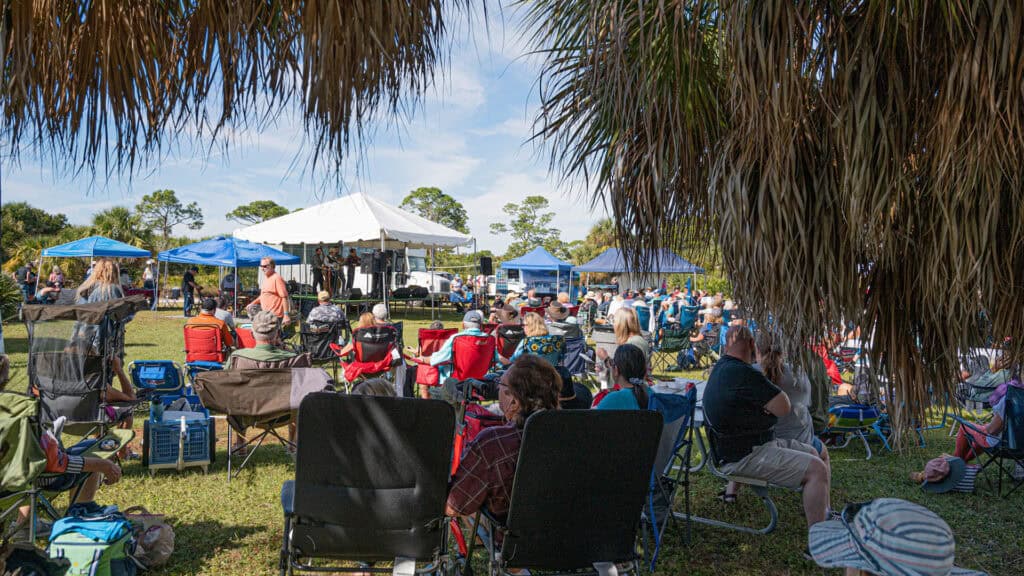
[327,246,342,295]
[344,248,361,293]
[312,245,326,293]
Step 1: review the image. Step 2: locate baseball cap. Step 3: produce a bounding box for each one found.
[809,498,985,576]
[251,311,281,336]
[463,310,483,326]
[372,303,389,320]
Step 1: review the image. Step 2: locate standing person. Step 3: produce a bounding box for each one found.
[141,260,155,289]
[311,246,326,293]
[344,248,360,293]
[246,257,292,326]
[48,264,65,289]
[327,247,342,296]
[181,266,199,316]
[14,261,37,302]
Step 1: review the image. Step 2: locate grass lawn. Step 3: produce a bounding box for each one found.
[2,308,1021,575]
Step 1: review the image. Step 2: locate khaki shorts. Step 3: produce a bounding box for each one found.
[719,438,820,490]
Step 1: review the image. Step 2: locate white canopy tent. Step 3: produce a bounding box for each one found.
[233,193,472,307]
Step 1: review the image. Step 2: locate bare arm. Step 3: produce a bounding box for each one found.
[764,390,791,418]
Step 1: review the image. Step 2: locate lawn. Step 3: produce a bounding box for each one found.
[2,308,1020,575]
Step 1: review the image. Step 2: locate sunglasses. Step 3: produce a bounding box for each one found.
[259,264,270,269]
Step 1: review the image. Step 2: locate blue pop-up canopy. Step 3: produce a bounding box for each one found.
[42,236,150,259]
[574,248,705,274]
[157,236,299,268]
[500,247,573,273]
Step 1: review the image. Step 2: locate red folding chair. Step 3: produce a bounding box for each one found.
[412,328,458,395]
[184,323,228,363]
[481,322,499,335]
[450,334,496,381]
[330,325,399,386]
[520,306,546,317]
[235,326,256,349]
[566,305,579,317]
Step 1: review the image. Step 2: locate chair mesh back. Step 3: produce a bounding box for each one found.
[292,394,455,560]
[418,329,458,356]
[451,335,495,381]
[502,410,662,570]
[659,326,690,351]
[561,337,589,375]
[300,322,342,361]
[353,326,397,363]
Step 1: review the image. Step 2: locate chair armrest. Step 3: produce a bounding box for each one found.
[952,415,990,436]
[281,480,295,515]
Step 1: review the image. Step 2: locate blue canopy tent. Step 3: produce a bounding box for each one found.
[38,235,154,306]
[574,248,705,293]
[158,236,299,311]
[500,247,574,296]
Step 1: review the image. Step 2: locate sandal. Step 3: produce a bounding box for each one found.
[716,489,737,504]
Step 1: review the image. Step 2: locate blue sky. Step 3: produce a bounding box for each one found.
[1,9,606,254]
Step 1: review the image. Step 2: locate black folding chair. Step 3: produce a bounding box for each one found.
[280,393,455,575]
[954,386,1024,497]
[299,319,348,381]
[465,410,662,576]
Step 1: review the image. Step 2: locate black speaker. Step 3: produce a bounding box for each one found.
[372,252,384,273]
[410,286,429,299]
[346,288,363,300]
[479,256,493,276]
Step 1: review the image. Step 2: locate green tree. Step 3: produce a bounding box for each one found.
[135,190,203,250]
[225,200,291,225]
[1,202,69,264]
[91,207,153,249]
[489,196,566,259]
[399,187,469,233]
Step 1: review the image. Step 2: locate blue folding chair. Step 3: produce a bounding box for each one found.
[129,360,185,402]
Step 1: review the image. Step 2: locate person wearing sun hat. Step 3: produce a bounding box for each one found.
[808,498,987,576]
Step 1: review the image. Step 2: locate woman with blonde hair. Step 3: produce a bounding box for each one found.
[333,312,375,358]
[75,258,124,303]
[598,306,649,362]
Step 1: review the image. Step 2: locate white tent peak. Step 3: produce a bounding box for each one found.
[232,192,472,249]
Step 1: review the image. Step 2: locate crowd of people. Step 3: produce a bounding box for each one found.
[4,262,1000,575]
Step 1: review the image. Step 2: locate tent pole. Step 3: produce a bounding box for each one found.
[430,247,436,321]
[33,252,42,298]
[380,231,387,310]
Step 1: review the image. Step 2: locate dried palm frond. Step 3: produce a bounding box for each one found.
[526,0,1024,441]
[1,0,466,178]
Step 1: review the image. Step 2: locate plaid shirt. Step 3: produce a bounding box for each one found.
[447,423,522,519]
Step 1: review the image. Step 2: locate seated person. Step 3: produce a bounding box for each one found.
[333,312,376,358]
[506,312,561,365]
[449,276,472,312]
[34,281,61,304]
[186,297,235,348]
[504,291,522,308]
[226,311,309,370]
[307,290,343,325]
[214,296,236,332]
[446,355,561,523]
[419,311,504,383]
[595,344,650,410]
[371,303,392,327]
[703,326,831,527]
[490,304,519,325]
[545,303,582,339]
[220,272,243,294]
[524,288,542,308]
[944,391,1011,464]
[225,311,311,453]
[556,292,571,305]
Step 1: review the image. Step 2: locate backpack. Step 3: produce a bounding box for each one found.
[48,513,138,576]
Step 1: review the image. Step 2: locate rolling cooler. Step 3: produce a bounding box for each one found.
[129,360,186,402]
[142,395,216,475]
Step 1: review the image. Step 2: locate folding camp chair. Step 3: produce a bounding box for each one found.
[641,388,697,571]
[493,324,525,360]
[299,320,347,381]
[953,386,1024,497]
[462,410,661,576]
[331,325,400,390]
[236,326,256,349]
[449,334,497,381]
[519,305,546,318]
[23,298,145,435]
[412,328,458,394]
[128,360,185,402]
[481,322,499,335]
[561,335,591,377]
[591,324,619,361]
[635,304,653,334]
[193,367,332,480]
[184,323,229,363]
[652,324,692,372]
[279,393,455,576]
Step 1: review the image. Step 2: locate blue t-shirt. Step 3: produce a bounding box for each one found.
[596,386,648,410]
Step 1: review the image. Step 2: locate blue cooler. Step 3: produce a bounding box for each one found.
[142,395,215,475]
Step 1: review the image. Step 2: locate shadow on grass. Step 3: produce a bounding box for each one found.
[2,336,29,354]
[163,519,263,574]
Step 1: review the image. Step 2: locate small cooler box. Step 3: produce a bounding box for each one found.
[142,395,216,475]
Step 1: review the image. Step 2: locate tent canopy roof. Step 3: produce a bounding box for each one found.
[574,248,705,274]
[500,247,573,272]
[232,192,473,249]
[157,236,299,268]
[41,236,150,259]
